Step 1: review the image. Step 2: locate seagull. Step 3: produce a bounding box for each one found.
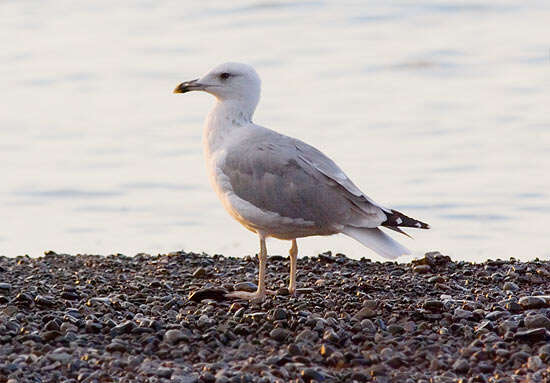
[173,62,429,301]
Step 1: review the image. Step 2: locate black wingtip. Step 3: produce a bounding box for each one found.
[382,209,430,230]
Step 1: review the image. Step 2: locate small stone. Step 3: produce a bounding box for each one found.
[15,292,34,304]
[388,324,405,335]
[423,300,444,311]
[511,351,530,363]
[428,275,445,283]
[413,264,431,274]
[360,319,376,333]
[519,296,549,310]
[3,305,17,316]
[485,311,508,321]
[288,343,301,356]
[320,343,334,357]
[327,351,345,367]
[60,322,78,333]
[270,328,290,342]
[41,330,61,341]
[35,295,56,307]
[199,372,215,383]
[44,320,60,331]
[454,308,473,320]
[197,314,214,328]
[228,302,242,313]
[525,314,550,330]
[0,282,11,292]
[506,301,523,313]
[164,329,185,344]
[527,355,543,371]
[233,307,245,318]
[156,367,173,378]
[188,288,228,302]
[538,344,550,361]
[192,267,207,278]
[503,282,519,291]
[301,368,325,382]
[296,329,318,343]
[453,359,469,373]
[61,291,80,300]
[323,328,340,344]
[85,320,102,333]
[354,307,376,320]
[277,287,290,296]
[49,351,72,363]
[106,341,128,353]
[110,320,135,336]
[271,308,287,321]
[386,356,406,369]
[514,328,549,342]
[234,281,257,292]
[479,361,494,373]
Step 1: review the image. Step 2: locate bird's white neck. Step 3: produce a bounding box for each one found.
[203,99,256,155]
[212,98,257,123]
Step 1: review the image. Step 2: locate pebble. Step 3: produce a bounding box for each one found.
[1,251,548,382]
[452,359,469,373]
[423,300,444,311]
[271,308,287,320]
[412,265,431,274]
[156,367,173,378]
[35,294,56,306]
[234,281,257,292]
[301,368,326,382]
[527,355,543,371]
[354,306,376,320]
[296,329,318,343]
[518,296,549,309]
[164,329,185,344]
[514,328,549,342]
[524,314,550,330]
[106,341,128,353]
[270,328,290,342]
[110,320,135,336]
[193,267,207,278]
[503,281,519,291]
[453,308,473,320]
[60,322,78,333]
[323,328,340,344]
[538,344,550,361]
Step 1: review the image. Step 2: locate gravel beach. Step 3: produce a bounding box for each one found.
[1,250,549,383]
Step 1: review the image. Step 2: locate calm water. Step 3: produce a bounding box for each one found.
[2,1,549,262]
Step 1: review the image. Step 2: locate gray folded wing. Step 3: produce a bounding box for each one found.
[221,128,387,229]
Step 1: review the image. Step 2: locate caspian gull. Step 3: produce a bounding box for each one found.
[173,62,430,301]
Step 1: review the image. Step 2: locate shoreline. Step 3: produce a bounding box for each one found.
[1,251,549,382]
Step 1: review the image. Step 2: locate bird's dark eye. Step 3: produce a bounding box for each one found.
[219,72,231,80]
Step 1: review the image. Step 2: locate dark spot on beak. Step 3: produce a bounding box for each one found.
[173,79,201,94]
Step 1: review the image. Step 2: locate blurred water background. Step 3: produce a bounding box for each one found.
[2,0,549,261]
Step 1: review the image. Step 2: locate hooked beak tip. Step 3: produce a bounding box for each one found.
[173,79,201,94]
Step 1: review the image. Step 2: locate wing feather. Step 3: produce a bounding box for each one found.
[221,128,387,229]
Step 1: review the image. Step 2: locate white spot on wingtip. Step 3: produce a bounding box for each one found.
[415,222,422,228]
[396,217,403,225]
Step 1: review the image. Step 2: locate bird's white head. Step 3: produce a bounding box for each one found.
[174,62,261,121]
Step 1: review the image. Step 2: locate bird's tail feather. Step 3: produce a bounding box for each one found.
[341,226,410,260]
